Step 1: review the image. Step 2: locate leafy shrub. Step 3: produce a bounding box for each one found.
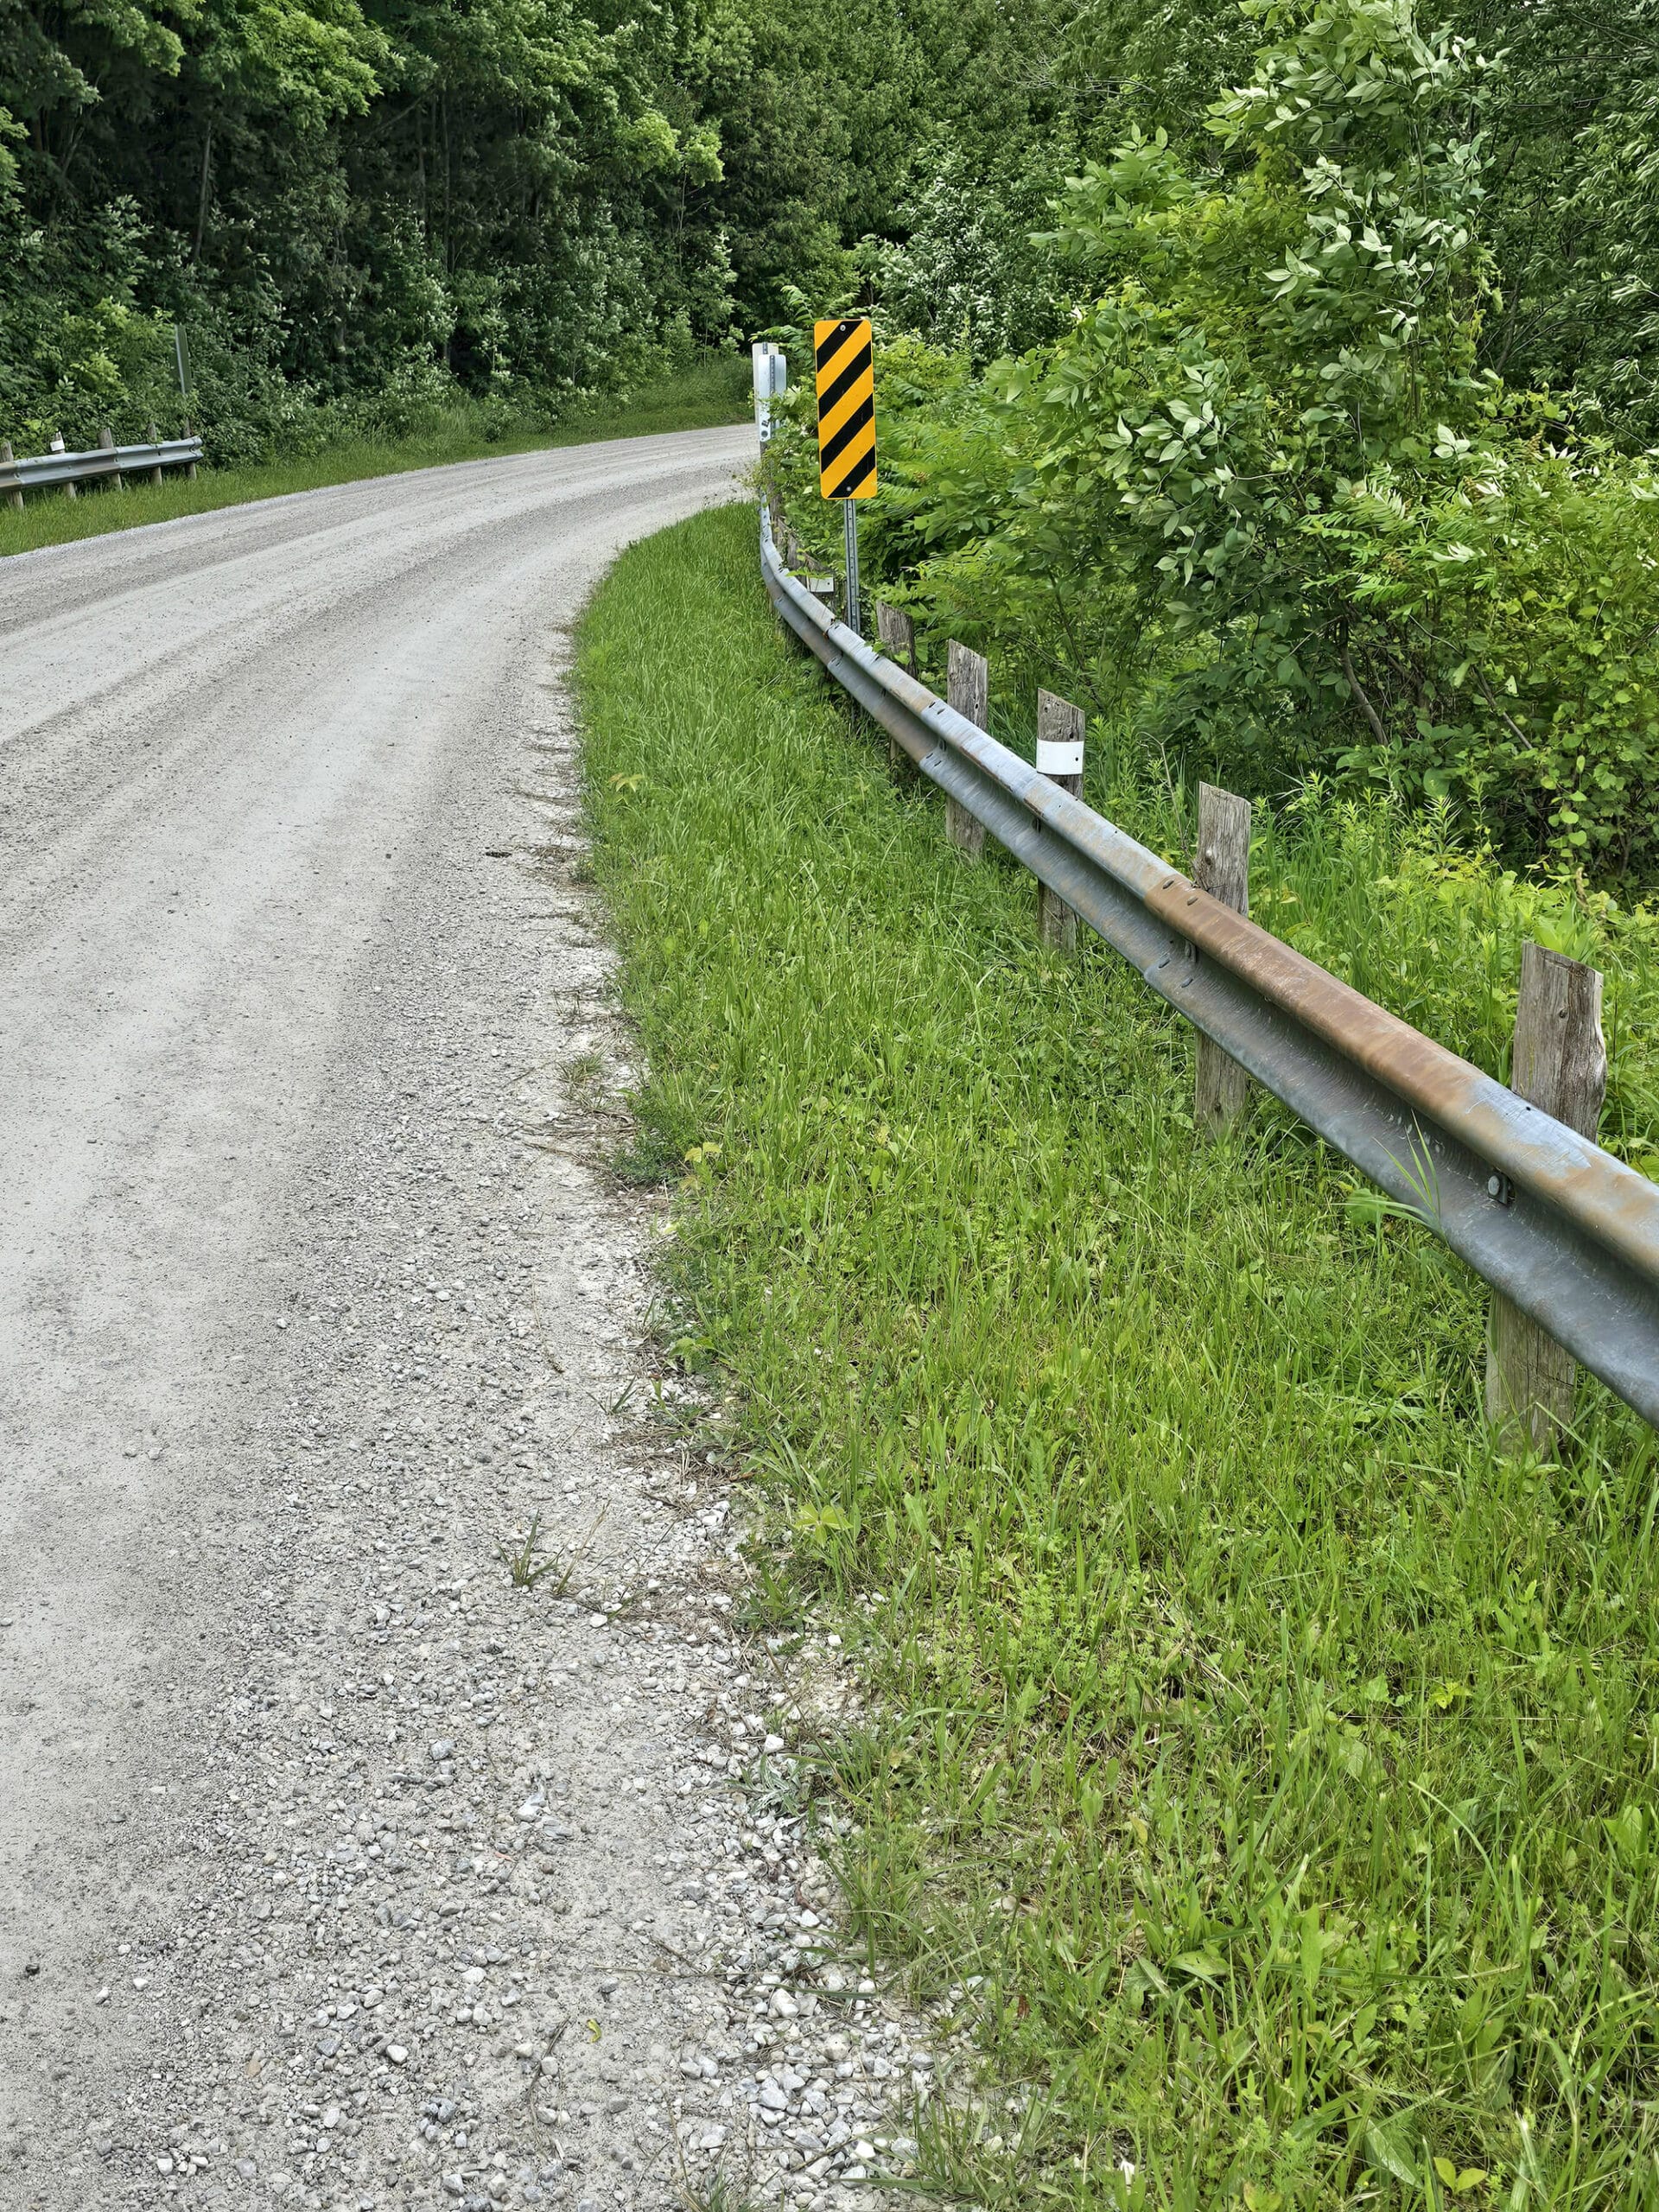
[770,0,1659,880]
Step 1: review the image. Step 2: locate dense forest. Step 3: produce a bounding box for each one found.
[4,0,1655,450]
[4,0,1657,862]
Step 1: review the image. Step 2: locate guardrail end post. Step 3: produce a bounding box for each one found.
[875,604,917,772]
[0,440,21,513]
[945,642,988,860]
[1035,690,1085,952]
[1486,940,1607,1452]
[1192,783,1253,1134]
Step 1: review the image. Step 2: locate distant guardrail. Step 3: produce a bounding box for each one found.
[1,427,203,510]
[759,501,1659,1437]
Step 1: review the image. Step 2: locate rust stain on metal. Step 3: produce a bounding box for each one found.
[1141,873,1659,1286]
[762,505,1659,1294]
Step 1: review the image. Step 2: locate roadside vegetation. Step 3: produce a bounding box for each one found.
[579,501,1659,2209]
[0,363,749,560]
[7,0,1653,510]
[766,1,1659,883]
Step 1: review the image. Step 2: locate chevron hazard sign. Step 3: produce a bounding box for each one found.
[814,318,877,499]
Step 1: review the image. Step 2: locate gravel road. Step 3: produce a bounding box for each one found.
[0,435,940,2212]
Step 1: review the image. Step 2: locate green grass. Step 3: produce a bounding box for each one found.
[576,502,1659,2210]
[0,359,750,560]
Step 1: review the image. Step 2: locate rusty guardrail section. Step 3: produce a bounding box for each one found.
[760,504,1659,1428]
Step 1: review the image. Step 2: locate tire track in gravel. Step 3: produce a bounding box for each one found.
[0,436,947,2212]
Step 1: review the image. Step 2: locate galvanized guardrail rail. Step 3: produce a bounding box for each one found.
[1,430,203,507]
[760,504,1659,1431]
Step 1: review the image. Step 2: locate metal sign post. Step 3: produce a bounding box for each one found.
[751,340,785,448]
[842,499,861,638]
[814,316,877,637]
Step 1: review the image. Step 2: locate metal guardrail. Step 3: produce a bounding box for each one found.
[1,434,203,499]
[760,505,1659,1430]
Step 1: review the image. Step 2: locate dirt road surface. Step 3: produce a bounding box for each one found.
[0,435,934,2212]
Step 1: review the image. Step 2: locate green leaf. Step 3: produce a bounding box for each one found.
[1365,2123,1418,2188]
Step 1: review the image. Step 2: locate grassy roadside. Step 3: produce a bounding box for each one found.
[576,502,1659,2209]
[0,359,750,560]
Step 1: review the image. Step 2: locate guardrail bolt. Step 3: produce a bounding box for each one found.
[1191,784,1254,1134]
[1035,690,1085,953]
[945,642,988,861]
[1,440,20,513]
[875,604,917,773]
[1486,939,1607,1452]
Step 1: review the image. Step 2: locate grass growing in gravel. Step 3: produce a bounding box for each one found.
[577,503,1659,2209]
[0,359,749,560]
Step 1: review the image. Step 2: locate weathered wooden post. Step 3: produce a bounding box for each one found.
[875,604,917,772]
[1035,690,1085,952]
[101,422,124,492]
[1486,940,1607,1452]
[147,423,164,488]
[876,602,915,672]
[0,441,21,514]
[945,641,988,860]
[184,421,198,481]
[1191,784,1253,1134]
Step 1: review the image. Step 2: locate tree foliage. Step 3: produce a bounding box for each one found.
[768,0,1659,876]
[4,0,1656,869]
[0,0,916,447]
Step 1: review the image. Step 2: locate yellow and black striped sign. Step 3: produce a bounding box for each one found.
[814,317,877,500]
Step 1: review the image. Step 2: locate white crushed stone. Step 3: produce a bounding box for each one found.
[2,480,949,2211]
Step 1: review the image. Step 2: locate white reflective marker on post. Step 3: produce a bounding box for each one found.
[1036,690,1084,951]
[1035,730,1084,779]
[752,341,786,447]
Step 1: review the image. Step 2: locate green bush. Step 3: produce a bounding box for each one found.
[767,0,1659,880]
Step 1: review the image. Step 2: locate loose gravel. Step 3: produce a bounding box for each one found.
[0,436,944,2211]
